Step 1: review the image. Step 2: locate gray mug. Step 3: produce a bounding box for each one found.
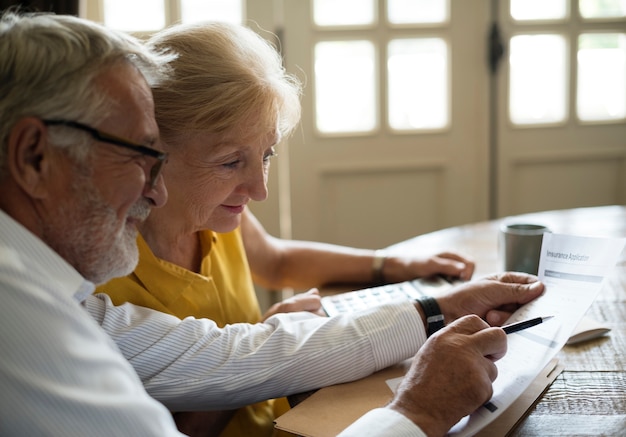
[499,223,551,275]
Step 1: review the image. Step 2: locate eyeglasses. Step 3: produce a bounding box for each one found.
[43,119,168,189]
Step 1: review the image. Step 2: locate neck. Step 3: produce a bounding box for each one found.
[139,214,203,273]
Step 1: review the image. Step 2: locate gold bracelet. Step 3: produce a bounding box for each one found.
[372,250,387,284]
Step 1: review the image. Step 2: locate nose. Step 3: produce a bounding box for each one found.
[246,164,269,202]
[143,172,168,207]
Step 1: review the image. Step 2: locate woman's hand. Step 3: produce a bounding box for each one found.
[384,251,475,283]
[262,288,326,320]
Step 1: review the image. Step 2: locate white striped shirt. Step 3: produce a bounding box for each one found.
[1,209,428,435]
[0,209,185,436]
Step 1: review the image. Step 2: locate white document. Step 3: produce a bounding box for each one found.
[389,233,626,437]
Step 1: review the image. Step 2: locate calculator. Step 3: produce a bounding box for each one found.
[321,276,458,316]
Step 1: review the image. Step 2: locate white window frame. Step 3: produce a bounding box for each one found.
[80,0,246,33]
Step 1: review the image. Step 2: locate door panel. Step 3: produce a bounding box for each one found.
[319,164,445,249]
[282,0,491,248]
[495,0,626,216]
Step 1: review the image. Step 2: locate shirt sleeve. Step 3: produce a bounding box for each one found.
[85,293,427,411]
[0,268,185,437]
[338,408,427,437]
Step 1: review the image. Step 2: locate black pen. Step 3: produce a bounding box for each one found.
[502,316,554,334]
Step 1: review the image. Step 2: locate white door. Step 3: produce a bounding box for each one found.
[281,0,492,249]
[494,0,626,216]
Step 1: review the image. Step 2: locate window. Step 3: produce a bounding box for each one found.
[88,0,626,129]
[577,33,626,122]
[387,37,449,131]
[510,0,569,21]
[507,0,626,126]
[508,34,568,125]
[312,0,450,135]
[88,0,244,32]
[315,41,378,133]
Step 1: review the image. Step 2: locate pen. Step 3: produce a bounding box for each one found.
[502,316,554,334]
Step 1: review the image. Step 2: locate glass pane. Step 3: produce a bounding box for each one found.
[315,41,377,133]
[181,0,243,24]
[577,33,626,121]
[103,0,164,31]
[510,0,568,21]
[313,0,376,26]
[579,0,626,18]
[388,0,448,25]
[387,38,448,130]
[509,34,568,125]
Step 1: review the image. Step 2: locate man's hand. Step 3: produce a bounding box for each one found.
[388,315,506,437]
[436,272,545,326]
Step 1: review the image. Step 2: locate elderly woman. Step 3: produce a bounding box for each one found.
[98,22,474,437]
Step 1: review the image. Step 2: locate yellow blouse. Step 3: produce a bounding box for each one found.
[97,229,288,437]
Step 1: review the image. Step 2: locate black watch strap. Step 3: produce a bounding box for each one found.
[416,296,445,337]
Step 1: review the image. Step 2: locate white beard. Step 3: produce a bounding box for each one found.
[44,172,150,285]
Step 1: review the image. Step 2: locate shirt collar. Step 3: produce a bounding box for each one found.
[0,209,95,302]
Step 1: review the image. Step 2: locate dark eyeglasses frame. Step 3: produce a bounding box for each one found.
[43,119,168,188]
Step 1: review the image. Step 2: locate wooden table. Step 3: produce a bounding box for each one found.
[389,205,626,436]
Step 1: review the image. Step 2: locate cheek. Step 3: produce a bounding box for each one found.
[181,177,230,217]
[93,165,145,218]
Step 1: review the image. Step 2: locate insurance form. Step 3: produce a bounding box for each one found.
[446,233,626,436]
[384,233,626,436]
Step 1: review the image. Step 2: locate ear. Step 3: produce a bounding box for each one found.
[6,117,55,199]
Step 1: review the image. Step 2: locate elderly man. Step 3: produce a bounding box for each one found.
[0,10,544,437]
[0,9,176,435]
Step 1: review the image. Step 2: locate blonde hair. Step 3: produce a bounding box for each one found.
[147,21,302,147]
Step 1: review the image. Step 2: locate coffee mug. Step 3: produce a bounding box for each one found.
[499,223,551,275]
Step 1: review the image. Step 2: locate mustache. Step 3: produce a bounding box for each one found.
[128,199,151,222]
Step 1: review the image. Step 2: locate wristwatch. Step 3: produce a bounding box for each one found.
[416,296,445,337]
